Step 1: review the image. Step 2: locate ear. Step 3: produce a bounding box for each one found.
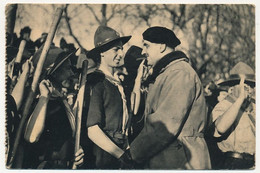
[159,44,167,53]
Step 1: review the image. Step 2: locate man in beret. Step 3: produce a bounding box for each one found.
[211,62,255,169]
[85,26,132,169]
[122,26,211,169]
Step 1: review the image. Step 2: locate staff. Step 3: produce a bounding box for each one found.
[7,7,64,168]
[10,40,26,79]
[72,58,88,169]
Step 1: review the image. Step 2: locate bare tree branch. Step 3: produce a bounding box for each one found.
[85,4,101,24]
[63,4,83,48]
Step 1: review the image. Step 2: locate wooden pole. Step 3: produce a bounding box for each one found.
[72,59,88,169]
[7,7,64,168]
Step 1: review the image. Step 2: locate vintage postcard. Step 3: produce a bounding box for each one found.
[2,0,259,172]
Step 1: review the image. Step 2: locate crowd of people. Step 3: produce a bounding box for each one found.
[5,25,255,170]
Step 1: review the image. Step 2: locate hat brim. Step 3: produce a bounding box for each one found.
[87,36,131,60]
[218,78,255,86]
[47,48,79,76]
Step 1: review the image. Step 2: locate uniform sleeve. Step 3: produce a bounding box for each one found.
[211,100,232,137]
[86,82,105,128]
[130,69,197,163]
[211,100,231,123]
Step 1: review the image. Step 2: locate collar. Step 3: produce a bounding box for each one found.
[98,64,121,85]
[143,51,188,86]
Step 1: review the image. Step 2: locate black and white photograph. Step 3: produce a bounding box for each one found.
[2,0,258,171]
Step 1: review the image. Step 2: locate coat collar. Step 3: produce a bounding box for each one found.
[143,51,188,86]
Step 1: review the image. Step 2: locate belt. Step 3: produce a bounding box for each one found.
[52,160,71,167]
[225,151,255,161]
[37,160,71,169]
[106,131,127,140]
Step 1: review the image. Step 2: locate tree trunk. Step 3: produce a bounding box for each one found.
[6,4,17,34]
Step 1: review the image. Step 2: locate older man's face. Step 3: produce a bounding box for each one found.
[142,40,161,66]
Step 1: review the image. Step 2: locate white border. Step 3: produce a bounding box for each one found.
[1,1,259,173]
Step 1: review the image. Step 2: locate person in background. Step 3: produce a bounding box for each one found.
[24,47,84,169]
[211,62,255,169]
[6,59,34,168]
[15,26,36,59]
[120,26,211,169]
[86,26,132,169]
[123,46,146,143]
[34,32,48,49]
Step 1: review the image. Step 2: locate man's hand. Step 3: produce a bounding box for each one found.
[136,59,146,82]
[238,74,249,101]
[7,59,15,78]
[74,147,84,167]
[39,80,53,98]
[22,58,34,76]
[119,149,134,169]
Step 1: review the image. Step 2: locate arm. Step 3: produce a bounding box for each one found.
[86,81,124,159]
[24,80,52,143]
[214,76,248,136]
[131,59,146,115]
[130,69,196,162]
[88,125,124,158]
[11,60,33,110]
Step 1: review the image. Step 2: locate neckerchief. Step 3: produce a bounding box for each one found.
[98,65,129,135]
[143,51,188,87]
[50,90,76,137]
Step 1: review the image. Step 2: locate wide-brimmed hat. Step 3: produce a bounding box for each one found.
[217,62,255,86]
[32,45,78,77]
[87,26,131,60]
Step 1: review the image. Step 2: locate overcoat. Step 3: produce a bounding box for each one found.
[130,54,211,169]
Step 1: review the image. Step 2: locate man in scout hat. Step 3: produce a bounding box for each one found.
[86,26,132,169]
[24,47,84,169]
[120,26,211,169]
[211,62,255,169]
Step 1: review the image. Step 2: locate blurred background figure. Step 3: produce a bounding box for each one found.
[34,32,48,49]
[14,26,36,61]
[210,62,255,169]
[123,45,146,143]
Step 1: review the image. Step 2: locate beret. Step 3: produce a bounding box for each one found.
[142,26,181,48]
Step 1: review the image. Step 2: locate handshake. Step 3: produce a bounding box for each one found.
[118,149,135,169]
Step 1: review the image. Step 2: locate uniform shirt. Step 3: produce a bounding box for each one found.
[86,70,129,135]
[33,98,74,161]
[212,99,255,155]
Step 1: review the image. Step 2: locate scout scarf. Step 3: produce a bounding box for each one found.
[143,51,188,86]
[50,90,76,136]
[98,65,129,135]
